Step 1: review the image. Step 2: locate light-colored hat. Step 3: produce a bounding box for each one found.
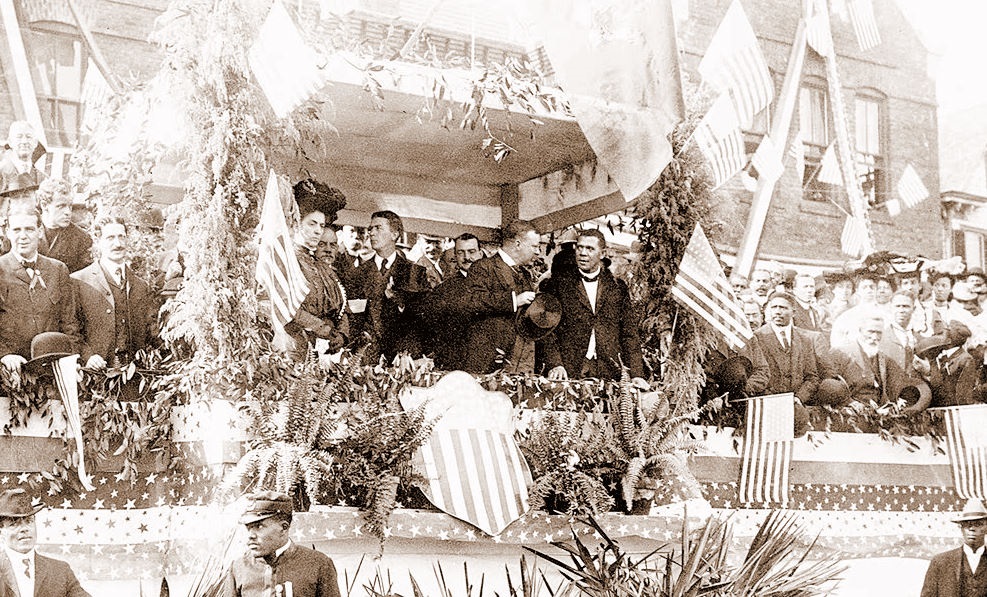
[953,498,987,523]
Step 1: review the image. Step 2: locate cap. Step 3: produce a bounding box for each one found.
[238,491,293,525]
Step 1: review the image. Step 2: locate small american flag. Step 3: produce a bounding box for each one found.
[249,0,327,118]
[897,164,929,208]
[750,134,784,183]
[840,215,867,257]
[693,98,746,189]
[942,405,987,500]
[805,0,834,58]
[698,0,774,129]
[256,171,310,330]
[817,142,842,185]
[847,0,881,51]
[671,224,752,350]
[740,393,795,506]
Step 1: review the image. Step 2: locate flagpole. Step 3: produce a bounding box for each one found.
[733,13,809,279]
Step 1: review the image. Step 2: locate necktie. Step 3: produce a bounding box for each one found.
[114,266,125,287]
[580,271,600,283]
[779,330,789,351]
[22,557,30,578]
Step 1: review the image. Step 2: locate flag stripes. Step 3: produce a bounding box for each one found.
[672,225,753,350]
[817,143,842,185]
[694,122,746,188]
[847,0,881,51]
[840,216,867,257]
[256,172,309,330]
[805,0,834,58]
[740,393,794,505]
[897,163,929,208]
[943,405,987,500]
[698,0,774,128]
[416,427,531,536]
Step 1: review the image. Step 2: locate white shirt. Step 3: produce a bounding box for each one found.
[580,268,601,359]
[771,323,793,349]
[373,251,397,272]
[4,547,34,597]
[964,543,985,573]
[497,249,522,311]
[100,258,126,287]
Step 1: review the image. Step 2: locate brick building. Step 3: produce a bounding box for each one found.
[939,104,987,269]
[678,0,942,268]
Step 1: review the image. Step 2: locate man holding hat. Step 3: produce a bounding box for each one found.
[921,498,987,596]
[220,491,340,597]
[0,488,90,596]
[542,229,647,385]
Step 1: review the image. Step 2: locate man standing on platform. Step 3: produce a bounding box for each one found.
[0,122,45,194]
[37,178,92,273]
[463,220,540,373]
[418,233,482,369]
[921,498,987,597]
[220,491,341,597]
[0,488,90,597]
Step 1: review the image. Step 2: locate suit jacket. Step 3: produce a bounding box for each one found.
[351,251,427,360]
[753,324,820,404]
[0,253,81,358]
[540,269,644,380]
[929,348,981,408]
[828,341,910,405]
[0,551,91,597]
[219,543,340,597]
[71,262,158,362]
[39,224,92,274]
[879,322,917,373]
[0,156,44,195]
[463,254,533,373]
[417,271,472,370]
[921,546,987,597]
[791,300,826,332]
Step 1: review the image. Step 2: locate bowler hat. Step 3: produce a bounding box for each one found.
[897,381,931,409]
[515,293,562,341]
[915,334,951,360]
[239,491,293,525]
[0,489,44,518]
[24,332,76,373]
[764,290,796,307]
[813,377,851,406]
[0,172,39,197]
[953,498,987,523]
[947,322,973,347]
[713,356,753,390]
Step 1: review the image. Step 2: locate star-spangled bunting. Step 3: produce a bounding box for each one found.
[671,224,752,350]
[739,393,794,506]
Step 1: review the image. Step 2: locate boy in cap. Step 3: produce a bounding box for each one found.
[220,491,341,597]
[921,498,987,596]
[0,488,90,596]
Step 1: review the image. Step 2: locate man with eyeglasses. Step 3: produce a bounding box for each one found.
[0,489,90,596]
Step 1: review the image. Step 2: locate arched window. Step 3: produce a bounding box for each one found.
[854,88,887,208]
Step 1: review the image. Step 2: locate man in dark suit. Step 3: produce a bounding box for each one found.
[542,229,647,385]
[350,211,427,361]
[0,122,45,196]
[0,488,90,597]
[418,233,482,369]
[0,203,80,384]
[791,273,826,333]
[463,220,541,373]
[72,216,158,369]
[755,291,821,405]
[220,491,340,597]
[921,498,987,597]
[37,178,92,273]
[827,313,914,406]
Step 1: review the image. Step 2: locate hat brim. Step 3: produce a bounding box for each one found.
[239,511,278,525]
[24,352,74,373]
[953,512,987,523]
[0,503,45,518]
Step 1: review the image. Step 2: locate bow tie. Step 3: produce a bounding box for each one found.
[21,260,36,270]
[580,272,600,283]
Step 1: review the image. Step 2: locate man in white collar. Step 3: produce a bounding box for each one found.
[542,229,647,386]
[0,122,45,195]
[219,491,340,597]
[0,488,90,596]
[880,290,919,372]
[751,291,819,418]
[922,498,987,596]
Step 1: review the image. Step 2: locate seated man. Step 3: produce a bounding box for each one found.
[827,313,914,407]
[830,271,884,347]
[37,178,92,273]
[880,290,920,373]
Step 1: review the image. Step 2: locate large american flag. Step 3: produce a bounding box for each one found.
[740,393,795,506]
[671,224,752,350]
[847,0,881,51]
[698,0,774,129]
[942,405,987,500]
[256,171,310,330]
[414,427,531,536]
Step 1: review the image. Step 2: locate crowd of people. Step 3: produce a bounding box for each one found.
[708,255,987,433]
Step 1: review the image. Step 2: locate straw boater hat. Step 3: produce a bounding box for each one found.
[954,498,987,523]
[238,491,293,525]
[0,488,44,518]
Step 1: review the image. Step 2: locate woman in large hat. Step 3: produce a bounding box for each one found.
[282,179,349,360]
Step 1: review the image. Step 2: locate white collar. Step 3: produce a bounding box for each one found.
[274,540,291,559]
[770,323,792,337]
[580,267,602,281]
[100,258,126,274]
[374,250,397,269]
[497,249,517,268]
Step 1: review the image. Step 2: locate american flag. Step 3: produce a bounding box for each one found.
[693,97,747,189]
[941,405,987,500]
[671,224,752,350]
[249,0,327,118]
[804,0,834,58]
[698,0,774,129]
[817,142,842,185]
[897,164,929,208]
[414,427,531,536]
[750,134,783,183]
[740,393,795,506]
[256,171,310,330]
[840,215,867,257]
[847,0,881,51]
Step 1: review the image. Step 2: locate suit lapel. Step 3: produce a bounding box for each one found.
[2,254,31,287]
[91,264,115,309]
[0,551,20,597]
[32,555,47,597]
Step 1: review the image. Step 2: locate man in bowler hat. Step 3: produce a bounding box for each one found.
[0,488,90,596]
[921,498,987,596]
[219,491,340,597]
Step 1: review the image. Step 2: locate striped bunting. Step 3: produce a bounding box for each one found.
[672,225,752,350]
[414,428,532,536]
[897,163,929,208]
[249,0,327,118]
[941,405,987,500]
[256,171,310,330]
[840,215,867,257]
[740,393,794,506]
[847,0,881,51]
[817,142,842,185]
[698,0,774,129]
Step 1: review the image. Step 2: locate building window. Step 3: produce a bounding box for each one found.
[28,27,85,148]
[855,95,886,208]
[798,84,834,202]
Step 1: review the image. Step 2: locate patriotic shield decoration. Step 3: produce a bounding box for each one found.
[400,372,532,536]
